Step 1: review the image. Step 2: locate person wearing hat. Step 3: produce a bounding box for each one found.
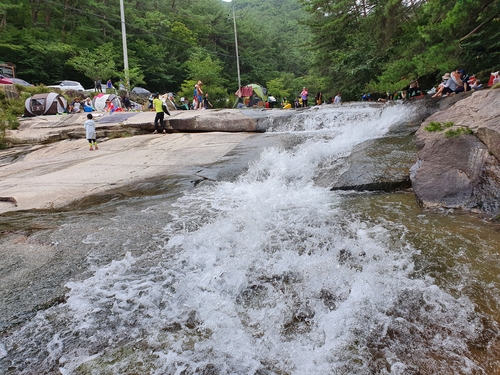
[152,93,166,134]
[467,75,482,90]
[83,98,94,112]
[450,69,464,92]
[432,72,460,98]
[458,69,471,92]
[69,97,83,113]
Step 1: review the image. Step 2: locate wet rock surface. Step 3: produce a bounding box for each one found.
[0,132,290,332]
[316,98,446,192]
[327,132,416,192]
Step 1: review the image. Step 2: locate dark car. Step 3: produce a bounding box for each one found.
[11,78,33,86]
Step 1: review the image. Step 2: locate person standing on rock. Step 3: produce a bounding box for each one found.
[152,93,166,134]
[301,87,309,107]
[203,93,213,109]
[316,92,322,105]
[84,113,98,151]
[195,81,204,110]
[95,78,103,93]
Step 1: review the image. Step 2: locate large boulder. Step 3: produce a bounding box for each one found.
[166,109,269,133]
[325,132,416,191]
[318,99,444,192]
[411,89,500,215]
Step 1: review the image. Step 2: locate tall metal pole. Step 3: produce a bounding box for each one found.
[232,6,241,92]
[119,0,130,93]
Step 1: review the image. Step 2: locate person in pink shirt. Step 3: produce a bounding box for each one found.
[301,87,309,107]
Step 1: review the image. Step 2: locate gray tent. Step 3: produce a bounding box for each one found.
[24,93,67,117]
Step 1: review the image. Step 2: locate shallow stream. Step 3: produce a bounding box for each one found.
[1,103,499,374]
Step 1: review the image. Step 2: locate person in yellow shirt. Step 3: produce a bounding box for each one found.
[152,93,165,134]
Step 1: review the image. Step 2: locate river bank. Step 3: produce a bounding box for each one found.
[0,108,290,214]
[0,94,475,215]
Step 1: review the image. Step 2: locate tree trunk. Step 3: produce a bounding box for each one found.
[30,0,40,24]
[0,12,6,31]
[62,0,68,35]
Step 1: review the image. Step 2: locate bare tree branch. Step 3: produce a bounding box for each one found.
[460,12,500,42]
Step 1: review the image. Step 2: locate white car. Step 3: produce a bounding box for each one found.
[47,80,85,91]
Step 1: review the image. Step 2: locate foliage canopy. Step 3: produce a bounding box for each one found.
[0,0,498,103]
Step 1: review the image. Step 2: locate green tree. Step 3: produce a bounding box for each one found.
[179,51,229,108]
[303,0,500,98]
[67,43,118,84]
[267,75,292,102]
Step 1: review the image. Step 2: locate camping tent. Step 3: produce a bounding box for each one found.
[24,93,67,117]
[92,93,122,111]
[235,84,266,102]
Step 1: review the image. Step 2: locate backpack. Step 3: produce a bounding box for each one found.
[488,71,499,87]
[162,102,171,116]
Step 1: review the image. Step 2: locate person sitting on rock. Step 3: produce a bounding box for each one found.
[407,79,420,98]
[450,69,465,93]
[432,72,461,98]
[121,95,132,111]
[458,69,470,92]
[468,75,482,90]
[69,98,83,113]
[105,99,116,113]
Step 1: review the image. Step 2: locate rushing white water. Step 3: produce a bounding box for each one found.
[1,103,498,374]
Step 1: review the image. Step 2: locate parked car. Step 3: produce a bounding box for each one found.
[11,77,33,86]
[0,75,13,84]
[47,80,85,91]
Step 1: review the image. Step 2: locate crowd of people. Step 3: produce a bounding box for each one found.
[68,93,138,114]
[75,66,493,118]
[268,88,343,109]
[270,66,492,107]
[431,69,481,98]
[80,68,498,150]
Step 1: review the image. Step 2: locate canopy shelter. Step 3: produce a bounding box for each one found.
[24,93,67,117]
[92,93,122,112]
[235,84,266,102]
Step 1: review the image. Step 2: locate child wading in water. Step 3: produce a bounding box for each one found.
[84,113,98,150]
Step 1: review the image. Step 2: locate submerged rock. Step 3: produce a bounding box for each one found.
[318,99,441,192]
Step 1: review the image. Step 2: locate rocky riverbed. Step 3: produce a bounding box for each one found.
[2,90,499,217]
[0,108,292,214]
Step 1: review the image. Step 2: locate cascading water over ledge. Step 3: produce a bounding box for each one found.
[1,102,499,374]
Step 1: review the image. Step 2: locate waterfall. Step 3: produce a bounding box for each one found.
[1,103,499,374]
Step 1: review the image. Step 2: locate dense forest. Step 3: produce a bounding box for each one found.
[0,0,499,102]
